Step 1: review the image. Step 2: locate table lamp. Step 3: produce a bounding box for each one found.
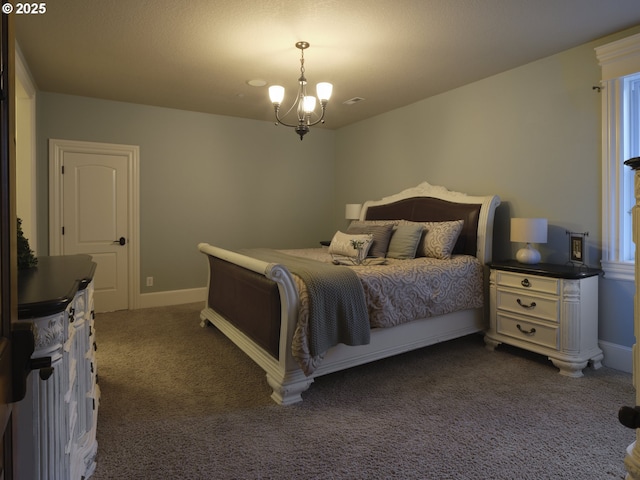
[345,204,362,221]
[511,218,547,264]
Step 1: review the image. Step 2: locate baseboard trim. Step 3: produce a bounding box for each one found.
[599,340,632,373]
[137,287,207,309]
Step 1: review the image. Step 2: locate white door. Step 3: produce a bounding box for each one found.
[63,153,128,311]
[49,139,140,312]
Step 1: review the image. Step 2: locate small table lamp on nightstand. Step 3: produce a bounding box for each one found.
[345,203,362,221]
[511,217,547,264]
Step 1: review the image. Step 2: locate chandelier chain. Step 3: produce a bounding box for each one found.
[299,50,306,81]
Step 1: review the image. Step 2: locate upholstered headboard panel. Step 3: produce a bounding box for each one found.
[365,197,482,257]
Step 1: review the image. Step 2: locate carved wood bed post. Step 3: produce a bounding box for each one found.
[265,263,315,404]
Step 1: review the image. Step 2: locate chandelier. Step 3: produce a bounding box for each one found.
[268,41,333,140]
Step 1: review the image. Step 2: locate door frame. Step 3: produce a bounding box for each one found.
[1,5,15,477]
[48,139,140,309]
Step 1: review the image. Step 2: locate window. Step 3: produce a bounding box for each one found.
[623,74,640,260]
[596,34,640,281]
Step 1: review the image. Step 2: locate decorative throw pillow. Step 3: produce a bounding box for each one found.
[387,224,424,259]
[328,231,374,261]
[346,223,394,257]
[400,220,464,259]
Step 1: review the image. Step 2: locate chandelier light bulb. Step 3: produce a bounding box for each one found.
[303,95,317,113]
[269,85,285,105]
[316,82,333,102]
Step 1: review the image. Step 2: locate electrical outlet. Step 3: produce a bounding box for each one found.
[146,276,153,287]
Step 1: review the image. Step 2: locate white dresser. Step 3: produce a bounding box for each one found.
[15,255,99,480]
[484,260,603,377]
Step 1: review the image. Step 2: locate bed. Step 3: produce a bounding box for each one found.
[198,181,501,405]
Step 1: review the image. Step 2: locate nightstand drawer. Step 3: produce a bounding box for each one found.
[495,271,559,295]
[496,313,559,350]
[496,289,559,323]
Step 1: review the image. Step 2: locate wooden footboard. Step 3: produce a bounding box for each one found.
[206,255,281,358]
[198,243,314,405]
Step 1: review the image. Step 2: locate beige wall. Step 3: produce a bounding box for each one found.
[15,65,36,253]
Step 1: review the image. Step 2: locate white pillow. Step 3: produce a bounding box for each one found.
[328,231,373,261]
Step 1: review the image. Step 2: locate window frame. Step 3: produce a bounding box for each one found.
[596,33,640,282]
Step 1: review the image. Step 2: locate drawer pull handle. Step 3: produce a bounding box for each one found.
[521,279,531,287]
[517,298,536,309]
[517,324,536,336]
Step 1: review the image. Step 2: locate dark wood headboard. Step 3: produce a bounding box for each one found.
[365,197,482,257]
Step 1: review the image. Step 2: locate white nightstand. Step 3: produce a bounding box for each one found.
[484,260,603,377]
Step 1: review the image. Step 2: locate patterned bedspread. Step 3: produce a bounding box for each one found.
[278,248,484,375]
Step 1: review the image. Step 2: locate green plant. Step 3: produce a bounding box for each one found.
[17,218,37,269]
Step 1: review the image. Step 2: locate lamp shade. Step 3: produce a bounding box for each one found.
[268,85,285,105]
[510,218,548,244]
[303,95,317,113]
[316,82,333,102]
[345,204,362,220]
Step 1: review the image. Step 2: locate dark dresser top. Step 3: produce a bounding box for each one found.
[18,255,97,319]
[490,260,602,279]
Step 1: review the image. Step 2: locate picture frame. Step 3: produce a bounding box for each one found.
[570,235,584,264]
[567,230,588,265]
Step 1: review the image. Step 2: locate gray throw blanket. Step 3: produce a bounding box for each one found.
[239,248,370,356]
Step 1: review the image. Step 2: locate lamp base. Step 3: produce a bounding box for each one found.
[516,244,541,264]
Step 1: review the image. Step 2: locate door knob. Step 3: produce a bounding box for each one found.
[113,237,126,246]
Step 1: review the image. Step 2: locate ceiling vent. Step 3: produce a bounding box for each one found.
[343,97,365,105]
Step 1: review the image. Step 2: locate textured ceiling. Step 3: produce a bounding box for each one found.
[14,0,640,129]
